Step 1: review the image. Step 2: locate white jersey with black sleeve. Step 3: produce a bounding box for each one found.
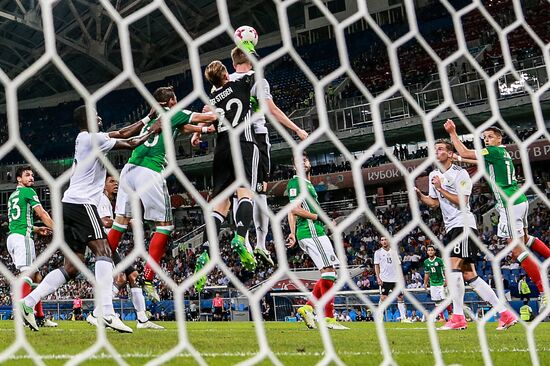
[229,70,271,134]
[374,247,400,283]
[428,164,476,232]
[62,132,116,206]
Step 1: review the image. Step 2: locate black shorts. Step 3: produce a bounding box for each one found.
[380,282,397,296]
[255,133,271,182]
[112,249,136,277]
[213,306,223,316]
[446,227,479,263]
[73,308,82,316]
[212,140,262,197]
[62,203,106,254]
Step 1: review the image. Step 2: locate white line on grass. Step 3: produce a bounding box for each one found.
[6,348,550,360]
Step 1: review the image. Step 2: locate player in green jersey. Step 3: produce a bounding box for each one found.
[445,119,548,302]
[107,86,217,301]
[7,166,57,327]
[423,245,449,321]
[286,152,348,330]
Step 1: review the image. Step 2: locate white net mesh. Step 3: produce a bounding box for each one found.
[0,0,549,365]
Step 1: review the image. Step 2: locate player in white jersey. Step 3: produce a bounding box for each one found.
[374,237,411,323]
[20,105,159,332]
[415,140,517,330]
[91,175,164,330]
[227,47,309,266]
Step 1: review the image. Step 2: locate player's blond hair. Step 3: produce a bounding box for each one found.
[205,60,228,88]
[231,47,251,66]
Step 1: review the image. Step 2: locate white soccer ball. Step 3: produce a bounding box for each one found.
[234,25,258,46]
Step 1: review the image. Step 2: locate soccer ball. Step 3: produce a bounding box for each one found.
[234,25,258,47]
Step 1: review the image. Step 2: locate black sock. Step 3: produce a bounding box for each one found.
[200,211,225,253]
[235,198,253,238]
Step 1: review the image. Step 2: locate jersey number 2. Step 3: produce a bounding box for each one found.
[217,98,243,133]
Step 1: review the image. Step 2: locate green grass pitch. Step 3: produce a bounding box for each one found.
[0,321,549,365]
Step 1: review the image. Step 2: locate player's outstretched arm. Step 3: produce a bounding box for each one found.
[414,187,439,208]
[444,119,477,160]
[286,212,297,248]
[112,122,159,150]
[423,272,429,289]
[266,99,308,140]
[34,205,54,230]
[108,108,157,139]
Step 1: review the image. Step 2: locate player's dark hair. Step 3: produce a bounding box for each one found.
[231,47,251,66]
[427,245,435,251]
[73,105,88,129]
[435,139,454,152]
[484,126,503,137]
[16,165,32,178]
[153,86,175,106]
[205,61,228,88]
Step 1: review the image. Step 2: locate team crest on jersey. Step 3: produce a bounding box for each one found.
[330,255,336,262]
[289,188,297,197]
[435,262,439,266]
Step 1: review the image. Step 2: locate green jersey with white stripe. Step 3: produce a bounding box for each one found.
[423,257,445,286]
[8,186,41,236]
[286,176,325,240]
[128,109,194,172]
[481,145,527,207]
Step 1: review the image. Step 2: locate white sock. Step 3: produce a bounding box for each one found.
[25,269,67,308]
[95,259,115,317]
[131,287,148,322]
[254,194,269,251]
[469,277,505,313]
[397,302,407,320]
[449,271,465,316]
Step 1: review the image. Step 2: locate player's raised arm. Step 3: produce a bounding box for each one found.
[265,98,308,140]
[444,119,477,160]
[112,123,159,150]
[108,108,158,139]
[415,187,439,208]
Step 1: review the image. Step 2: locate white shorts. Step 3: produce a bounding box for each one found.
[7,233,36,271]
[298,235,340,270]
[115,164,172,222]
[497,201,528,239]
[430,285,446,301]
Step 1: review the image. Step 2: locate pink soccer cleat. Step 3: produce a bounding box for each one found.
[496,310,518,331]
[438,314,467,330]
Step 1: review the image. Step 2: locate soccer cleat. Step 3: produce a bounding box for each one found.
[103,315,133,333]
[297,305,316,329]
[86,313,98,327]
[37,317,58,327]
[194,251,209,292]
[496,310,518,331]
[137,319,165,330]
[325,317,350,330]
[143,280,160,302]
[231,235,257,271]
[400,318,413,323]
[19,301,39,331]
[438,314,467,330]
[254,248,275,267]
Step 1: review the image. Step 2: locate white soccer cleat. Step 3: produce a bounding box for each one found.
[86,313,98,327]
[19,301,39,331]
[137,319,165,330]
[400,318,413,323]
[325,318,350,330]
[103,315,133,333]
[297,305,316,329]
[42,318,58,327]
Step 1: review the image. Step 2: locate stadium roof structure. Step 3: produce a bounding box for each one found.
[0,0,287,101]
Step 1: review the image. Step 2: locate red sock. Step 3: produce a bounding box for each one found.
[528,236,550,259]
[519,255,543,292]
[21,279,32,299]
[107,226,125,251]
[144,231,170,281]
[447,304,453,317]
[306,280,323,307]
[35,301,45,318]
[319,278,335,319]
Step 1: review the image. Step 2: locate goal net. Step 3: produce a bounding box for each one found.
[0,0,549,365]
